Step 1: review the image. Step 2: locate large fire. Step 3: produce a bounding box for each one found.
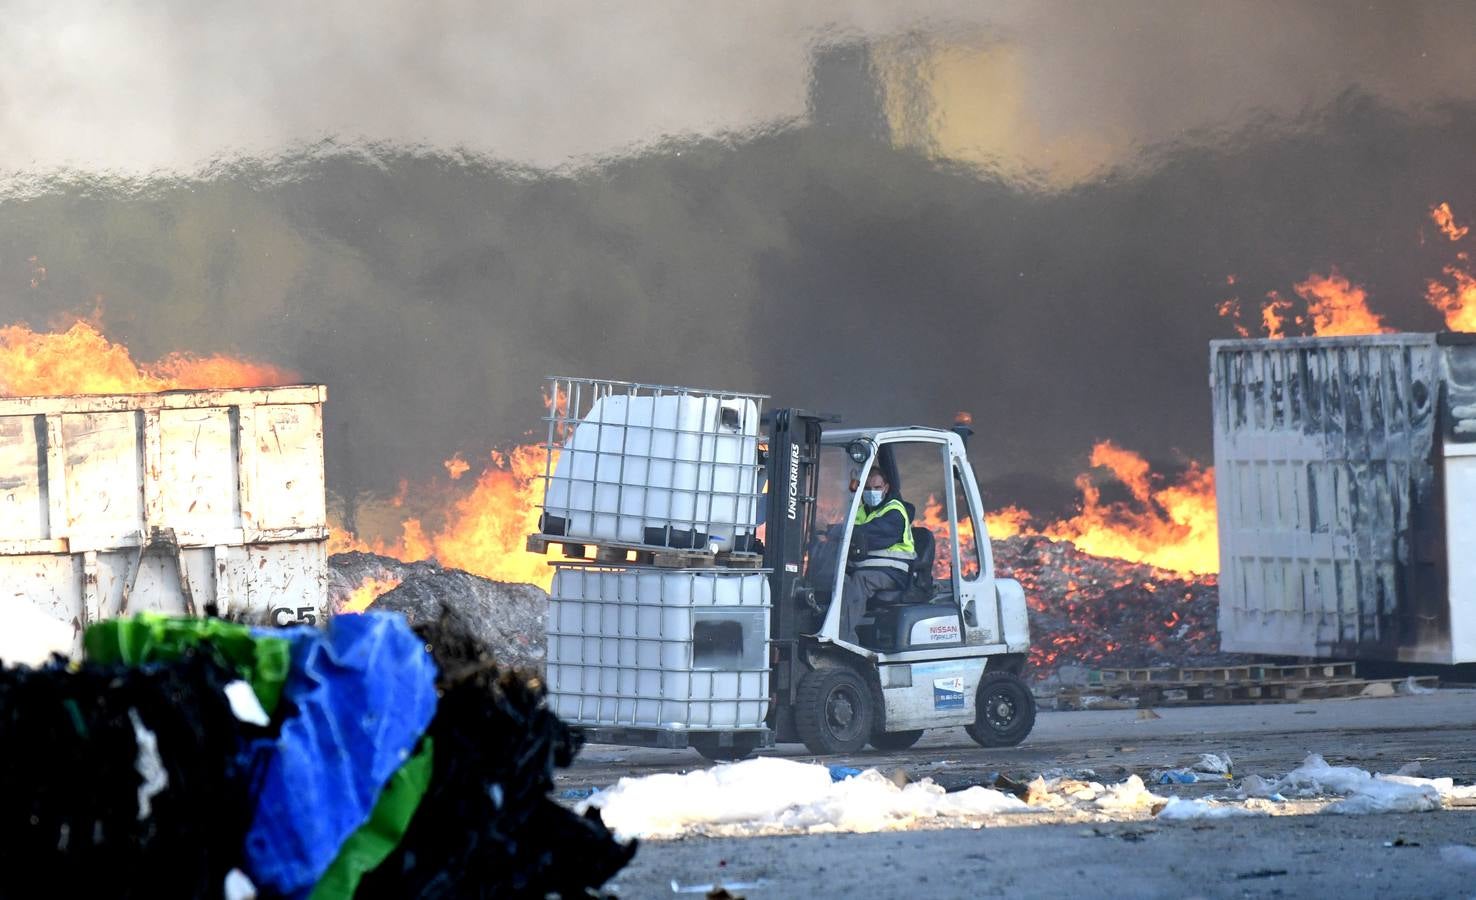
[1223,202,1476,338]
[0,319,294,394]
[918,442,1217,579]
[339,574,403,614]
[329,444,557,589]
[1231,270,1393,339]
[1040,442,1217,574]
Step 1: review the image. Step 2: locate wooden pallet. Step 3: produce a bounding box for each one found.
[1057,675,1439,710]
[525,533,765,570]
[1086,662,1357,685]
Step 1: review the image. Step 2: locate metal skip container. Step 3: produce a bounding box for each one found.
[0,385,330,654]
[1211,333,1476,664]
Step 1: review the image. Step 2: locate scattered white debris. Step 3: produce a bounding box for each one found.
[1275,754,1375,797]
[223,869,257,900]
[1193,753,1233,775]
[1239,774,1284,800]
[583,758,1026,840]
[128,708,169,821]
[1094,775,1165,811]
[1273,754,1460,815]
[1322,779,1441,815]
[224,680,270,726]
[1155,797,1266,820]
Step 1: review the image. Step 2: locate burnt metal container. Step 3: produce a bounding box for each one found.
[1211,333,1476,664]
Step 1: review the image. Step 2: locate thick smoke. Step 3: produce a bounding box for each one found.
[3,4,1476,528]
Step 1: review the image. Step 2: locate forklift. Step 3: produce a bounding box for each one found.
[537,394,1038,761]
[690,408,1036,759]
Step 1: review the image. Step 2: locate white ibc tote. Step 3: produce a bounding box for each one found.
[539,377,765,549]
[546,565,771,730]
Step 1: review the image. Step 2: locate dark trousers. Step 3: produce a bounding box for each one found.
[840,567,908,644]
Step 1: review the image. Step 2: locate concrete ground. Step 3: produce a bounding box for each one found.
[560,690,1476,898]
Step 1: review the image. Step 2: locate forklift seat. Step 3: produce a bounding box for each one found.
[866,526,937,608]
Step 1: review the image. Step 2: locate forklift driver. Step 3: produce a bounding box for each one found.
[839,468,916,644]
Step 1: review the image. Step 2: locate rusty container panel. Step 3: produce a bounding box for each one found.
[0,385,329,655]
[1211,334,1476,664]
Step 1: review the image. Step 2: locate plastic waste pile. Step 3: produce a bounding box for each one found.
[0,611,633,898]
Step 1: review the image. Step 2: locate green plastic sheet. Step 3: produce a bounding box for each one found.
[310,738,436,900]
[84,613,291,714]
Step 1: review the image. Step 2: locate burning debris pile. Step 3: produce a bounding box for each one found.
[328,552,548,670]
[993,534,1246,680]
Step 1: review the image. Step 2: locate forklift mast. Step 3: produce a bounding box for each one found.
[760,408,831,743]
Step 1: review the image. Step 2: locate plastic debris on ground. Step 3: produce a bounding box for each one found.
[1273,754,1441,815]
[583,757,1027,840]
[1192,753,1233,775]
[1093,775,1166,811]
[1155,797,1266,820]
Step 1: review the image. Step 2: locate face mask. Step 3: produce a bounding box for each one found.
[863,489,885,507]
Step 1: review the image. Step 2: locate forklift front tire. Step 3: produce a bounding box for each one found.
[964,671,1036,748]
[795,667,874,755]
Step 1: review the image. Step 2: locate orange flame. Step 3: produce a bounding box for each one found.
[1432,202,1470,242]
[331,388,572,589]
[986,504,1034,539]
[1041,441,1218,575]
[1294,270,1393,337]
[1216,298,1251,338]
[1427,252,1476,332]
[1244,271,1392,339]
[0,319,294,395]
[444,453,471,480]
[334,444,558,589]
[339,574,403,614]
[1261,293,1292,339]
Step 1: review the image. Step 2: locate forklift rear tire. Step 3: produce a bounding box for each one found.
[690,733,761,762]
[795,667,875,755]
[964,671,1036,748]
[868,729,924,752]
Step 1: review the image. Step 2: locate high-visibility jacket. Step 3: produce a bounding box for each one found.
[853,498,916,572]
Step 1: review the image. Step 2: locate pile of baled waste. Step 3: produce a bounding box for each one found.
[0,611,634,898]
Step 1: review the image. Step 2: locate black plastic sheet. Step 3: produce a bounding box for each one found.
[360,620,636,898]
[0,652,259,898]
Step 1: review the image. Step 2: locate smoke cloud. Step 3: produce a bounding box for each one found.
[3,2,1476,532]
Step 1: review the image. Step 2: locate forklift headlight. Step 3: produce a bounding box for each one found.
[846,440,869,464]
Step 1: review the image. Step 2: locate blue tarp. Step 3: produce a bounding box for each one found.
[243,613,439,897]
